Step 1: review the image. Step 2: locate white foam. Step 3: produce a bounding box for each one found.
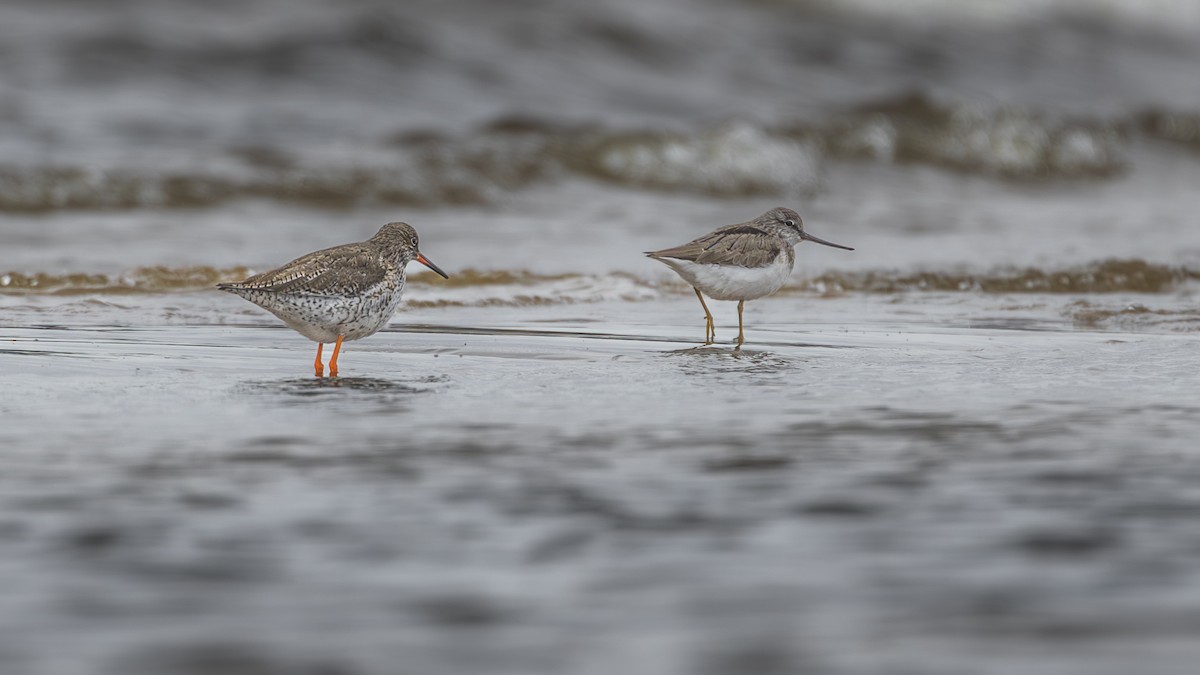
[404,274,662,307]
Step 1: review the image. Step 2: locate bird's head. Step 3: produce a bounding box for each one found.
[757,207,854,251]
[374,222,449,279]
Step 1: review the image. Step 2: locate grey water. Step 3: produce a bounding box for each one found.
[3,0,1200,673]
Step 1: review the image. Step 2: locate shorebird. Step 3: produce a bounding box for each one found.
[646,207,853,347]
[218,222,448,377]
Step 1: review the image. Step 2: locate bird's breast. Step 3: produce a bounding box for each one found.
[663,251,794,301]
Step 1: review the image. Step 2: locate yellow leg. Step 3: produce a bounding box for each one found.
[694,287,715,345]
[736,300,745,348]
[328,335,344,377]
[314,342,324,377]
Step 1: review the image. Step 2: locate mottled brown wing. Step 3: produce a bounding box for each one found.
[648,225,783,269]
[223,244,386,296]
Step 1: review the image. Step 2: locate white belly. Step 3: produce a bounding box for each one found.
[658,253,793,301]
[256,282,407,344]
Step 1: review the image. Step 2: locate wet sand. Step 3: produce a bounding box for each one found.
[4,297,1200,674]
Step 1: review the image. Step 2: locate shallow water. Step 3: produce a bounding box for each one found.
[4,0,1200,673]
[5,296,1200,674]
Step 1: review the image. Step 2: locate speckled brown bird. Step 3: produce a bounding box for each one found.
[218,222,449,377]
[646,207,853,347]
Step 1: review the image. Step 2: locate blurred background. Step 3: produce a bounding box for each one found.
[3,1,1200,674]
[2,0,1198,286]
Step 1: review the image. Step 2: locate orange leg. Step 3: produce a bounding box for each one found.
[328,335,344,377]
[736,300,746,348]
[314,342,324,377]
[693,287,715,345]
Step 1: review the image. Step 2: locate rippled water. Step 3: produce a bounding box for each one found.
[6,301,1200,675]
[3,0,1200,673]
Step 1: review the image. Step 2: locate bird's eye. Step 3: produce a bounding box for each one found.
[410,237,419,247]
[784,219,796,228]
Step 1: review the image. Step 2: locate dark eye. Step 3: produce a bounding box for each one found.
[784,219,796,228]
[410,236,419,247]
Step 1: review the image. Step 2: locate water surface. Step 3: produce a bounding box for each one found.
[3,0,1200,673]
